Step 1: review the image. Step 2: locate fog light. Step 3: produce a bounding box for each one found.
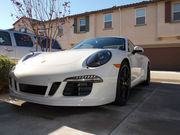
[64,75,103,83]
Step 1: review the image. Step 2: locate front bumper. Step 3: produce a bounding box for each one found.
[10,81,116,106]
[10,91,113,106]
[9,64,119,106]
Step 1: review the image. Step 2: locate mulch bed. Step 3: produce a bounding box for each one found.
[0,85,9,95]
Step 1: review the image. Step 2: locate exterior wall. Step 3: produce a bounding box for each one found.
[13,0,180,49]
[121,4,159,45]
[121,2,180,46]
[157,1,180,38]
[58,15,97,49]
[14,18,33,34]
[58,0,180,49]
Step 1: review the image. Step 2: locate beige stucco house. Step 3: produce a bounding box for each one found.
[13,0,180,71]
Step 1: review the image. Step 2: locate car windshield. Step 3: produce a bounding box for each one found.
[72,37,125,50]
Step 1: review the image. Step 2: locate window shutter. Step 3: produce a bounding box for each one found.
[74,17,77,33]
[85,16,89,32]
[165,1,171,23]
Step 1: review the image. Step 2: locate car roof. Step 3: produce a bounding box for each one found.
[0,29,34,36]
[0,29,62,48]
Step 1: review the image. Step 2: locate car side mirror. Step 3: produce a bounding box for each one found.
[132,46,144,54]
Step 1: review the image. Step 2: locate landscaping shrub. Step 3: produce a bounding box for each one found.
[0,56,16,93]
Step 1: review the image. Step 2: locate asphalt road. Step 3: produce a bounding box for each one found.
[0,82,180,135]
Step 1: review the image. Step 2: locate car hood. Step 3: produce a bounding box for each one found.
[23,49,102,65]
[14,49,102,75]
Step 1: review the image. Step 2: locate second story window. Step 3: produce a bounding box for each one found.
[104,13,112,29]
[74,16,89,33]
[80,19,86,32]
[136,8,146,25]
[173,3,180,21]
[19,28,27,33]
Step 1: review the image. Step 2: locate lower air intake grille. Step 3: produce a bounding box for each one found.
[63,82,93,96]
[19,84,47,95]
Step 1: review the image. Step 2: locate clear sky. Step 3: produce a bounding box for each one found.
[0,0,148,29]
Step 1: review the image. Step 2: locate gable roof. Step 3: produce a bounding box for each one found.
[13,17,39,25]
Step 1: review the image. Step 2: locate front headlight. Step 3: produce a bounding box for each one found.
[86,50,112,67]
[19,52,41,63]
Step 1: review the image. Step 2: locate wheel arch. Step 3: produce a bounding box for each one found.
[119,57,131,78]
[121,58,130,68]
[114,57,131,106]
[120,57,131,84]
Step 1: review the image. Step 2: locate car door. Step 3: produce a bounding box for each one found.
[0,31,15,60]
[13,32,35,60]
[127,40,141,84]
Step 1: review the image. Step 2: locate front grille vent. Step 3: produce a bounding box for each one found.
[19,84,47,95]
[48,82,61,96]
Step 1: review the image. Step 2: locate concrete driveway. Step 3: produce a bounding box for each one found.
[0,81,180,135]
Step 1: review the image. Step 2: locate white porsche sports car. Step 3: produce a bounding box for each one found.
[9,37,150,106]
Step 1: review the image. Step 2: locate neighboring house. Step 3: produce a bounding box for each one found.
[13,0,180,71]
[13,17,39,33]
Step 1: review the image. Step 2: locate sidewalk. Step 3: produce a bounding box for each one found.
[151,71,180,83]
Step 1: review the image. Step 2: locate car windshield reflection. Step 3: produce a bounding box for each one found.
[72,37,125,50]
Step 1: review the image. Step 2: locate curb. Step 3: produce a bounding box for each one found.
[151,71,180,83]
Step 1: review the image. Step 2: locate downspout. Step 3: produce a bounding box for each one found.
[119,8,122,36]
[94,14,97,38]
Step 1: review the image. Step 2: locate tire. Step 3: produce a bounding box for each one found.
[143,63,150,85]
[114,61,131,106]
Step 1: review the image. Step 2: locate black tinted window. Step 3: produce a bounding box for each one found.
[14,33,33,47]
[41,39,61,50]
[72,37,125,50]
[0,31,12,46]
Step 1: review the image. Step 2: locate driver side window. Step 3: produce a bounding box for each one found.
[128,40,134,52]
